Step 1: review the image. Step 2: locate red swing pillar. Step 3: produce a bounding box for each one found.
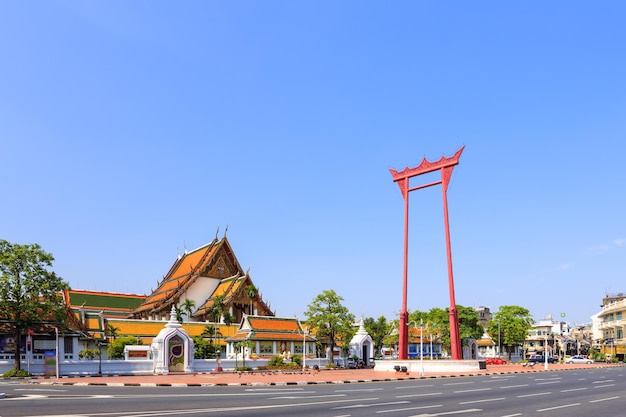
[390,146,464,360]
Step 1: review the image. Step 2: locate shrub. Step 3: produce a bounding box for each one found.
[2,369,30,378]
[78,348,100,360]
[268,355,285,367]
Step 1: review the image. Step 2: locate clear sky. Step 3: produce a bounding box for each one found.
[2,1,624,326]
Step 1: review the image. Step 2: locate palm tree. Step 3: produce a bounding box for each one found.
[245,284,258,315]
[105,323,119,343]
[182,298,196,333]
[174,306,184,323]
[210,295,225,323]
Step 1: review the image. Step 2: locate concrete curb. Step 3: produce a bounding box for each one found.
[25,363,623,388]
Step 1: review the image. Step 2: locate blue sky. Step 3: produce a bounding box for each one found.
[1,1,624,326]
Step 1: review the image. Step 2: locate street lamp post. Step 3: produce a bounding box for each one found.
[302,326,308,372]
[429,324,433,360]
[98,341,102,376]
[498,319,502,358]
[543,330,548,371]
[420,320,424,376]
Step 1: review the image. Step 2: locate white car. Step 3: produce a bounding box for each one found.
[565,355,594,364]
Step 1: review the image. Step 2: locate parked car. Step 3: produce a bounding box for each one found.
[527,355,558,364]
[565,355,594,364]
[347,358,364,369]
[485,357,507,365]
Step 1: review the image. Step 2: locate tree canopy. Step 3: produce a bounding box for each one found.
[407,305,483,355]
[304,289,355,361]
[0,240,70,370]
[487,305,533,357]
[363,315,389,357]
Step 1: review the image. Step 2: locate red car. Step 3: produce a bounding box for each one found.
[485,357,507,365]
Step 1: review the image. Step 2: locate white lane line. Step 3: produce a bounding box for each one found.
[590,396,620,403]
[377,404,442,413]
[334,388,384,392]
[592,379,615,383]
[537,403,580,412]
[408,408,482,416]
[517,392,551,398]
[271,394,345,399]
[500,414,522,417]
[459,397,505,405]
[332,401,410,409]
[594,384,616,388]
[499,384,528,389]
[396,392,443,398]
[536,381,561,385]
[454,388,491,394]
[561,387,587,393]
[443,381,475,386]
[396,384,435,389]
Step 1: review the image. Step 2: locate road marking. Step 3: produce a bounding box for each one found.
[592,379,615,383]
[536,381,560,385]
[454,388,491,393]
[500,414,522,417]
[245,388,304,391]
[334,388,384,392]
[537,403,580,412]
[396,392,443,398]
[560,387,587,392]
[499,384,528,389]
[593,384,615,388]
[15,388,69,392]
[377,404,442,413]
[19,397,380,417]
[271,394,345,399]
[459,397,505,405]
[396,384,435,389]
[332,401,410,409]
[589,396,620,403]
[517,392,551,398]
[408,408,482,416]
[443,382,475,386]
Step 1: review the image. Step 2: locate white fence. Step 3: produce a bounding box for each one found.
[1,357,331,377]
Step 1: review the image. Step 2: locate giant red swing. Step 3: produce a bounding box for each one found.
[389,147,464,360]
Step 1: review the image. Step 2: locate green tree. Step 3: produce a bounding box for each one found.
[174,306,184,323]
[244,284,258,315]
[487,305,533,359]
[222,311,234,326]
[182,298,196,333]
[363,315,389,356]
[0,240,70,370]
[304,289,355,362]
[105,323,119,343]
[236,339,255,369]
[209,295,225,323]
[107,336,142,359]
[457,305,485,342]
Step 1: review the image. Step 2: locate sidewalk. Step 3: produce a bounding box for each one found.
[27,363,622,387]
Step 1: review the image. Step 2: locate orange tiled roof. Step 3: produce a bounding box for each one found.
[227,316,315,343]
[131,237,248,317]
[249,317,299,332]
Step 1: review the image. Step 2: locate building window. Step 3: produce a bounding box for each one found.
[64,337,73,354]
[259,341,273,355]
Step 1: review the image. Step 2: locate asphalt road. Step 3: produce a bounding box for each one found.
[1,367,624,417]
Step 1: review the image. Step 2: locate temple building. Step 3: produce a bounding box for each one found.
[57,234,276,356]
[129,235,273,323]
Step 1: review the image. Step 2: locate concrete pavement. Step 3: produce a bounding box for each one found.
[27,362,622,387]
